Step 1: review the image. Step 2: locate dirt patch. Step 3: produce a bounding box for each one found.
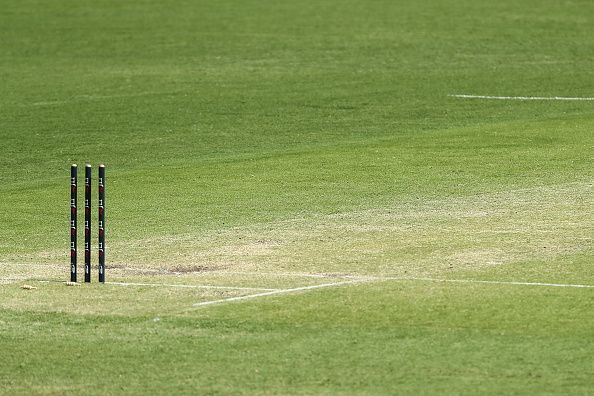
[169,264,225,273]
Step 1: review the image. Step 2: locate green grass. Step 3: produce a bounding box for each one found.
[0,0,593,394]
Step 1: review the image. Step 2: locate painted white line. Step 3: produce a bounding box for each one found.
[449,94,594,101]
[192,279,366,307]
[197,271,594,289]
[106,281,279,291]
[6,277,278,291]
[2,267,590,290]
[383,277,594,289]
[196,272,593,289]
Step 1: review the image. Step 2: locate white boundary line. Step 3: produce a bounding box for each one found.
[192,279,366,307]
[449,94,594,101]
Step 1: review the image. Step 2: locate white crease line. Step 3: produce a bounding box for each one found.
[308,275,593,289]
[199,272,594,289]
[199,273,594,289]
[2,268,591,290]
[449,94,594,101]
[106,281,279,291]
[193,279,367,307]
[382,277,594,289]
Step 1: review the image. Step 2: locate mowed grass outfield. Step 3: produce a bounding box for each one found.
[0,0,593,394]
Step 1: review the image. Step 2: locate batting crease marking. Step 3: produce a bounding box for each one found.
[195,271,594,289]
[192,279,367,307]
[449,94,594,101]
[0,278,279,292]
[378,276,594,289]
[2,266,591,290]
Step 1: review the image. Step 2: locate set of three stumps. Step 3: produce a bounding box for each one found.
[70,164,105,283]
